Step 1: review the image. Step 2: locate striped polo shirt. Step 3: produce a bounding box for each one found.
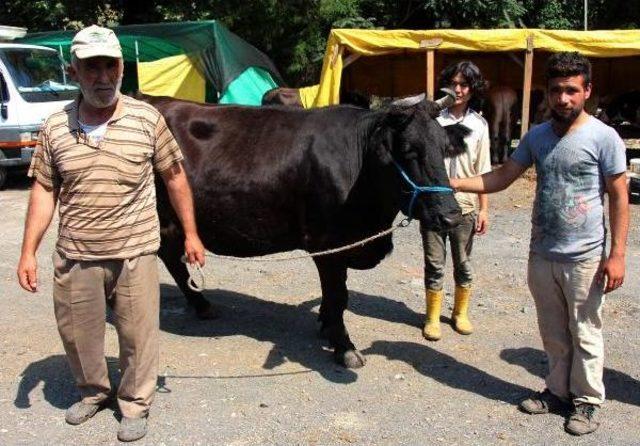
[28,94,184,260]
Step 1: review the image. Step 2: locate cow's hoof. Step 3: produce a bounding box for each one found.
[338,349,366,368]
[195,303,220,320]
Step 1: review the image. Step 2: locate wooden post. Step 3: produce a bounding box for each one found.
[343,53,361,69]
[520,35,534,137]
[426,50,435,100]
[420,38,442,100]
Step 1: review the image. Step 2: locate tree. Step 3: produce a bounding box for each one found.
[1,1,639,85]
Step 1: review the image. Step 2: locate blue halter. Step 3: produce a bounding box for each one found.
[393,160,453,220]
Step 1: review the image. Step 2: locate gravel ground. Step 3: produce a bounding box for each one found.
[0,172,639,445]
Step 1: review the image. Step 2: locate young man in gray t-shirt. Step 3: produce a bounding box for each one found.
[450,52,629,436]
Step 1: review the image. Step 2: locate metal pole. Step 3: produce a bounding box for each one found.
[584,0,588,31]
[59,44,67,84]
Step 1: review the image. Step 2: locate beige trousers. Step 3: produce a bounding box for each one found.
[52,251,160,418]
[527,253,605,406]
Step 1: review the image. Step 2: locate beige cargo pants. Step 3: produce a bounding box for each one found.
[527,253,605,406]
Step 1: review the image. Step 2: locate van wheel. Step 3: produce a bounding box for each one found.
[0,167,6,190]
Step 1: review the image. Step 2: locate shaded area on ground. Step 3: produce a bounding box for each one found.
[159,284,358,384]
[364,340,530,405]
[14,355,119,410]
[159,283,535,405]
[500,347,640,407]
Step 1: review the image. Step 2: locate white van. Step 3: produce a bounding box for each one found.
[0,26,78,188]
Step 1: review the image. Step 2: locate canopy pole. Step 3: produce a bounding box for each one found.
[58,44,67,84]
[584,0,588,31]
[520,35,534,137]
[426,50,435,100]
[343,53,361,69]
[134,40,140,93]
[420,38,442,101]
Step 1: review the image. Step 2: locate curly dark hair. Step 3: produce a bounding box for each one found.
[437,60,487,99]
[545,52,592,86]
[437,61,487,111]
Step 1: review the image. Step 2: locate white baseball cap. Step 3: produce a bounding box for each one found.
[70,25,122,59]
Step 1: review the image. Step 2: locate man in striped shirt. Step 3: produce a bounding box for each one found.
[16,25,205,442]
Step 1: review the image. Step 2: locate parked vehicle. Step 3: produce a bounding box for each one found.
[0,25,77,188]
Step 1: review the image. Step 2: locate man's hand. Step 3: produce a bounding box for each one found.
[475,210,489,235]
[598,253,625,293]
[185,234,206,267]
[17,253,38,292]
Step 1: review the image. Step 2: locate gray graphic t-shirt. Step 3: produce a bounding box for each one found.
[511,116,626,262]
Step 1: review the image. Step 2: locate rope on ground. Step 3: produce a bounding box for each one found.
[180,218,412,292]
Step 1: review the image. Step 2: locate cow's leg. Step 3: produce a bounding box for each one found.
[502,109,512,164]
[490,136,500,165]
[158,233,218,320]
[314,257,365,368]
[491,105,504,165]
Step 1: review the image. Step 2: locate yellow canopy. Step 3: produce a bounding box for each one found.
[137,54,206,102]
[311,28,640,107]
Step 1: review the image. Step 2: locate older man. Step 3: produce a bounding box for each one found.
[16,25,205,442]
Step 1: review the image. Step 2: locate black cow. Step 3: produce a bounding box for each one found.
[146,95,468,368]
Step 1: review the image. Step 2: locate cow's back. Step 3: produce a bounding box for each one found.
[148,98,373,256]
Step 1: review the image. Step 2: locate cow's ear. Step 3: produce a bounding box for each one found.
[443,123,471,158]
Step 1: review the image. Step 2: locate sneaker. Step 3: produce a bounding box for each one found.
[117,416,148,442]
[65,401,104,425]
[519,389,569,414]
[565,403,600,436]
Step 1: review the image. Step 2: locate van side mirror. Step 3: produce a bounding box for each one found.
[0,104,7,120]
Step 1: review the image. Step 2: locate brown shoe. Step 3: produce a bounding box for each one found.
[519,389,569,414]
[565,403,600,436]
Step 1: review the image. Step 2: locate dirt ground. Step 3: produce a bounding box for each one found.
[1,172,639,446]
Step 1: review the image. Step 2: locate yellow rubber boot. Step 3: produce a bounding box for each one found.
[452,285,474,335]
[423,289,443,341]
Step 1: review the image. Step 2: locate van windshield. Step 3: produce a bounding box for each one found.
[0,47,79,102]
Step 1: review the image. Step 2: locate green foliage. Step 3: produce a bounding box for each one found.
[418,0,527,28]
[1,0,639,85]
[521,0,580,29]
[0,1,122,31]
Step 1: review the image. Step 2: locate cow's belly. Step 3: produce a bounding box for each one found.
[192,185,306,257]
[196,206,302,257]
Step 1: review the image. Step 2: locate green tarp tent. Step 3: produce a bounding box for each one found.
[19,20,282,105]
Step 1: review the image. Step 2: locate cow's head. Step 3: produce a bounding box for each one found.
[372,94,468,230]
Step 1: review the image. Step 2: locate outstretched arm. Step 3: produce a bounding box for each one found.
[451,159,527,194]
